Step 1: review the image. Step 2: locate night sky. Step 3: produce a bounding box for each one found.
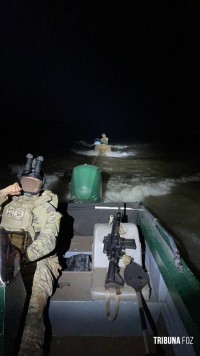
[1,1,200,157]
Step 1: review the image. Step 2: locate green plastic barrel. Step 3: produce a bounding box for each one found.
[70,164,102,202]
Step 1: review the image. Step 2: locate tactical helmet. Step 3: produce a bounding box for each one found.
[18,153,46,194]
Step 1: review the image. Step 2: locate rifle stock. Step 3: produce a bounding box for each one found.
[105,258,124,288]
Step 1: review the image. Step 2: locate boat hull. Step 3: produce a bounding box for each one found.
[49,202,200,356]
[94,144,111,154]
[3,202,199,355]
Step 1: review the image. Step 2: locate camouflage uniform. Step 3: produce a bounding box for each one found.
[0,190,62,355]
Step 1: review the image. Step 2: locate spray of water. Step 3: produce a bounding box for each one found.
[71,149,135,158]
[103,174,200,203]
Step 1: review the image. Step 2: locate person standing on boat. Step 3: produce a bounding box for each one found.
[101,133,109,145]
[0,154,62,356]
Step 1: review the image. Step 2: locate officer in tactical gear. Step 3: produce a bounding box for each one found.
[0,154,62,355]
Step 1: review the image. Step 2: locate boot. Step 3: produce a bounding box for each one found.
[18,291,46,355]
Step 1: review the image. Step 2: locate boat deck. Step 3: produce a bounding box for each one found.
[47,336,161,356]
[46,314,175,356]
[48,234,174,355]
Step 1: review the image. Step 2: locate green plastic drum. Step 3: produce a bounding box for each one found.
[70,164,102,202]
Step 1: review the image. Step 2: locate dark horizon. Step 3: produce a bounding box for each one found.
[1,1,200,157]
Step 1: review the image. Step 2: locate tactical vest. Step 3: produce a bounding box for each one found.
[1,190,59,236]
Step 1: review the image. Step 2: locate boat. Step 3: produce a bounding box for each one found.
[49,165,200,355]
[0,227,26,356]
[93,138,112,155]
[1,164,200,355]
[48,201,200,356]
[94,144,112,155]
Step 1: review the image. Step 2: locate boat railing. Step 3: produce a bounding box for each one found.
[141,208,183,272]
[0,227,20,286]
[153,219,183,272]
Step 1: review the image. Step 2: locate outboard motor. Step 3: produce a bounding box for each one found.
[70,164,102,202]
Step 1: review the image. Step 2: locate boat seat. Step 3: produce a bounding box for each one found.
[91,223,149,301]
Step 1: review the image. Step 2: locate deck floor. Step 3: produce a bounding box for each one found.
[44,313,175,356]
[47,335,175,356]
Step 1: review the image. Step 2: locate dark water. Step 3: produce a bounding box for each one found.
[1,141,200,280]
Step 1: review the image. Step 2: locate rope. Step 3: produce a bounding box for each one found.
[91,151,102,165]
[91,155,98,165]
[105,287,121,321]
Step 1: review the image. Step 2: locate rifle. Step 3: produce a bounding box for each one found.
[121,202,128,223]
[103,212,136,288]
